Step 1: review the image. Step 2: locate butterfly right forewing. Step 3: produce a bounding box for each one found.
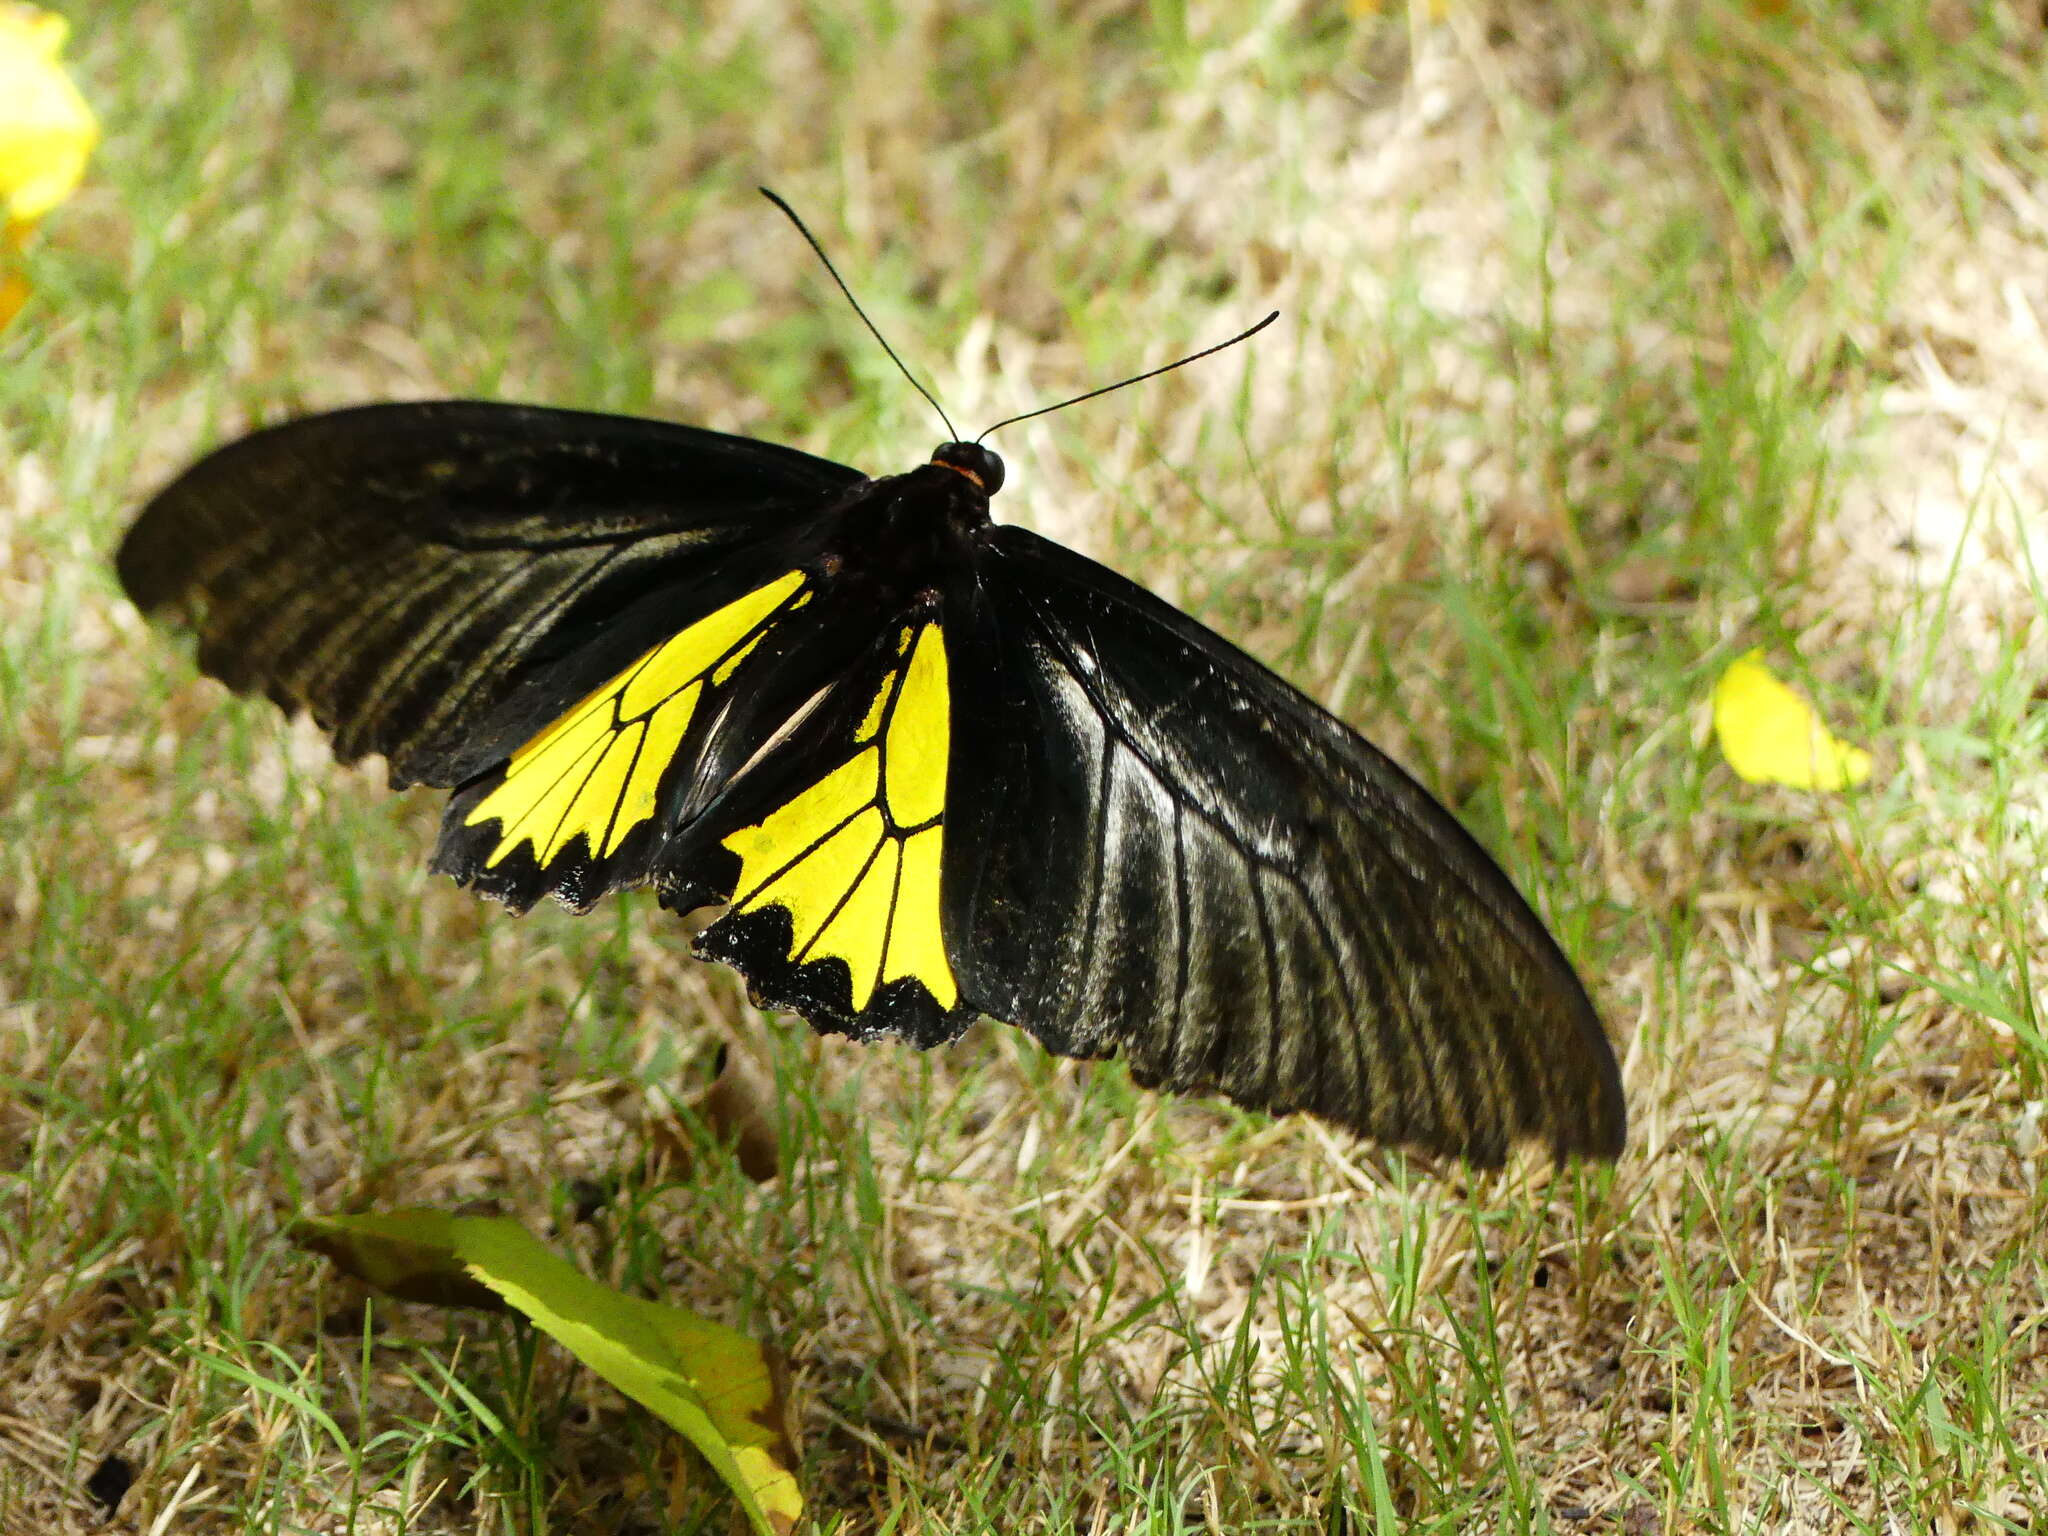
[941,527,1623,1167]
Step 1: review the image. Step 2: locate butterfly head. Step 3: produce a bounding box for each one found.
[931,442,1005,496]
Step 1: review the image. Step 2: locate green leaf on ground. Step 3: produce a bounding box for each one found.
[293,1210,801,1536]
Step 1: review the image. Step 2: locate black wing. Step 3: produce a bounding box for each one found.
[116,401,864,789]
[942,528,1623,1166]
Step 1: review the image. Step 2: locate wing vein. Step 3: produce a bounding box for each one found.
[1243,864,1285,1108]
[1077,712,1116,996]
[731,802,870,907]
[393,545,631,762]
[1165,799,1192,1081]
[792,834,887,968]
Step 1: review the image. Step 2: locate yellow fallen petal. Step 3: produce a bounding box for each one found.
[0,224,24,324]
[0,5,99,225]
[1347,0,1450,14]
[1712,649,1873,791]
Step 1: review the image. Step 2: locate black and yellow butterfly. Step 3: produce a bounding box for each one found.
[118,380,1623,1168]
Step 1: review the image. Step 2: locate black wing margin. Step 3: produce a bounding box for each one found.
[944,528,1624,1167]
[116,401,864,789]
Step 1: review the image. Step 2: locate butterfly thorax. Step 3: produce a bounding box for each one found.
[818,453,999,599]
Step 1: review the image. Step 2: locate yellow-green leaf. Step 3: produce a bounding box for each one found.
[1712,649,1872,791]
[0,5,99,226]
[294,1211,801,1536]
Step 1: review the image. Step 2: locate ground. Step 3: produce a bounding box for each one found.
[3,3,2047,1532]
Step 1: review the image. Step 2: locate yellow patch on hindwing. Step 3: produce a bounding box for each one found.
[464,571,804,869]
[722,623,957,1012]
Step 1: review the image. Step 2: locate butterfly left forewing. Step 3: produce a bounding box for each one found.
[118,401,866,789]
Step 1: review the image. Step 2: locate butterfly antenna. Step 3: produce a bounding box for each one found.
[759,187,960,443]
[974,310,1280,443]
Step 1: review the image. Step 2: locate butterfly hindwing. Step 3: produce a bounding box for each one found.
[117,401,865,788]
[941,528,1624,1167]
[668,605,976,1048]
[432,567,830,914]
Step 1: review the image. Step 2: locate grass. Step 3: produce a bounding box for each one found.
[4,0,2048,1530]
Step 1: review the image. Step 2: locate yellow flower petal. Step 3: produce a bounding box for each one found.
[0,5,98,225]
[1347,0,1450,15]
[1712,649,1873,791]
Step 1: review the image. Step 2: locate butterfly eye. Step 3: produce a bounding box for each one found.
[931,442,1004,495]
